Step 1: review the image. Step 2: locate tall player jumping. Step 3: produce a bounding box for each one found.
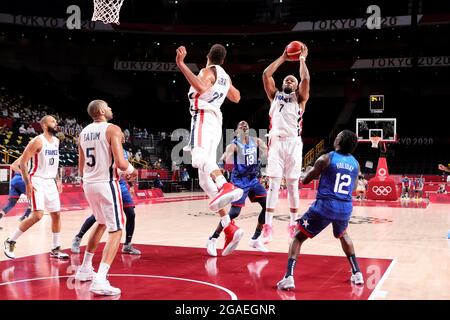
[277,130,364,290]
[75,100,137,296]
[4,116,68,259]
[206,120,269,256]
[262,44,310,241]
[176,44,243,234]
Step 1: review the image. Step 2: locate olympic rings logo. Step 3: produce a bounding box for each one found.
[372,186,392,196]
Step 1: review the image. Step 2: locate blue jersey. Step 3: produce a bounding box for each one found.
[120,149,134,206]
[317,151,359,202]
[231,137,259,181]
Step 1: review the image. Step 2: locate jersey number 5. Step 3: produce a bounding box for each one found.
[334,173,352,195]
[86,147,96,167]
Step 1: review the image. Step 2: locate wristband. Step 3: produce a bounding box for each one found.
[299,56,306,61]
[125,163,135,175]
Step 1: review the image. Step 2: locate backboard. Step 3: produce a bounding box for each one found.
[356,118,397,143]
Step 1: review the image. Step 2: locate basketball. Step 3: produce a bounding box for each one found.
[285,41,305,61]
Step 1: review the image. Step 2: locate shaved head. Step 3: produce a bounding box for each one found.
[87,99,112,121]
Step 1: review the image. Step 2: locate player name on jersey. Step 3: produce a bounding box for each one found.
[83,132,101,141]
[336,162,355,172]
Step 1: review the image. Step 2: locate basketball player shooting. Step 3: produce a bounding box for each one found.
[176,44,244,231]
[262,44,310,241]
[4,116,68,260]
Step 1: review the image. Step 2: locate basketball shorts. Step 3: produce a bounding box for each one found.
[30,177,61,213]
[231,178,267,207]
[119,179,135,208]
[296,199,352,238]
[187,110,222,166]
[266,136,303,179]
[9,174,25,199]
[83,180,125,232]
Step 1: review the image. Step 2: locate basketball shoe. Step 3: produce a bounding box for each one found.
[90,278,121,296]
[206,237,218,257]
[277,275,295,290]
[209,183,243,211]
[75,267,96,282]
[248,237,268,252]
[221,220,244,256]
[71,236,81,254]
[262,224,273,244]
[350,271,364,285]
[50,246,69,259]
[122,244,141,255]
[3,239,16,259]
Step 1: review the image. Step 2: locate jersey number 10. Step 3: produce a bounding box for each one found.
[334,173,352,195]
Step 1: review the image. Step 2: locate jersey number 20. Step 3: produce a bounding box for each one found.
[334,173,351,195]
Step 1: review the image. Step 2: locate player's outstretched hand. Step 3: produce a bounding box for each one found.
[438,164,447,171]
[300,44,308,60]
[176,46,187,65]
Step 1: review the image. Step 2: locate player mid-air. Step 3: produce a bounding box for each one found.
[262,42,310,241]
[176,44,244,237]
[277,130,364,291]
[206,120,269,256]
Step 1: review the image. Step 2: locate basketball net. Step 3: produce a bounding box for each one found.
[370,136,382,148]
[92,0,125,24]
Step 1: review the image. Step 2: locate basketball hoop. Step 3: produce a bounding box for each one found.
[370,136,382,148]
[92,0,125,24]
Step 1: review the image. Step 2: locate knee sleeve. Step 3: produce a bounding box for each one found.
[198,171,218,199]
[287,178,300,209]
[191,147,219,174]
[2,198,19,214]
[266,177,282,209]
[228,206,242,220]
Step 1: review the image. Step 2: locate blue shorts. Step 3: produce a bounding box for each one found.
[231,178,267,207]
[9,174,25,198]
[296,199,351,239]
[119,179,134,207]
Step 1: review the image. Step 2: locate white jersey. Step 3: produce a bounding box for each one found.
[80,122,119,183]
[28,135,59,179]
[268,91,304,138]
[188,64,231,123]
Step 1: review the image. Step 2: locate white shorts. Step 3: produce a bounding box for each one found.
[267,136,303,179]
[30,177,60,213]
[188,110,222,172]
[83,181,125,232]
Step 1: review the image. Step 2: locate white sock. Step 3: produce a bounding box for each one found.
[290,212,298,225]
[220,215,231,228]
[81,251,94,272]
[97,262,110,281]
[10,229,24,242]
[215,175,227,190]
[265,212,274,226]
[52,233,61,249]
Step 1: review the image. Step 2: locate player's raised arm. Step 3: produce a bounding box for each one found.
[438,164,450,172]
[302,154,330,185]
[176,46,215,94]
[262,50,288,102]
[297,45,310,105]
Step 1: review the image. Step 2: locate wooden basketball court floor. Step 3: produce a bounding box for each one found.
[0,192,448,300]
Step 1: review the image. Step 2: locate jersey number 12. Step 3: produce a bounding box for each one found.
[334,173,352,195]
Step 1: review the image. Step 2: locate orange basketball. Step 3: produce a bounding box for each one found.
[285,41,304,61]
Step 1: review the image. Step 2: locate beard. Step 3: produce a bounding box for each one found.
[48,126,58,135]
[283,87,293,94]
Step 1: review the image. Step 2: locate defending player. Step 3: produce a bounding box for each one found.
[206,121,269,256]
[277,130,364,290]
[262,44,310,241]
